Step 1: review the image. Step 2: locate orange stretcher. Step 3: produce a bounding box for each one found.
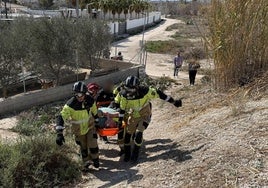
[97,128,119,137]
[96,107,121,137]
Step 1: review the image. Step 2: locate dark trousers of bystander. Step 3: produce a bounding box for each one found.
[189,70,197,85]
[174,66,180,77]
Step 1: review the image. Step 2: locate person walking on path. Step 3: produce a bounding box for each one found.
[188,60,200,86]
[115,76,183,163]
[173,51,183,78]
[55,81,100,171]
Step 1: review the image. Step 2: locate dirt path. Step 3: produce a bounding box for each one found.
[78,18,268,187]
[0,117,18,142]
[111,18,205,82]
[79,88,268,188]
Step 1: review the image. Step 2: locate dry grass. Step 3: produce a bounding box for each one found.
[206,0,268,90]
[241,70,268,99]
[161,71,268,187]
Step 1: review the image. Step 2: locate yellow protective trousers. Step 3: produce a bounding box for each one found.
[75,127,99,163]
[126,103,152,135]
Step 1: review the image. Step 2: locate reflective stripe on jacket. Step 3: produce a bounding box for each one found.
[118,87,159,118]
[61,99,98,135]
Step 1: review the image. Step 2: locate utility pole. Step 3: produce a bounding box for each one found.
[140,13,146,65]
[21,59,26,93]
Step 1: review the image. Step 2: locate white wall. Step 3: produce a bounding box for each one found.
[19,9,62,17]
[127,17,145,30]
[126,12,161,30]
[107,22,119,34]
[81,10,161,34]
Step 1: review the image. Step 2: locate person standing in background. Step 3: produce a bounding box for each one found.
[117,52,123,61]
[188,59,200,86]
[173,51,183,78]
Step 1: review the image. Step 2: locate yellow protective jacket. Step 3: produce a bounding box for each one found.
[58,95,98,135]
[115,86,161,118]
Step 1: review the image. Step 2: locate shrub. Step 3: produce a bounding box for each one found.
[141,76,175,91]
[145,40,191,54]
[12,102,64,136]
[165,23,180,31]
[12,111,45,136]
[0,134,81,187]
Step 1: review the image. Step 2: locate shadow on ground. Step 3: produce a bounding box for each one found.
[139,138,202,163]
[86,157,141,188]
[80,138,204,187]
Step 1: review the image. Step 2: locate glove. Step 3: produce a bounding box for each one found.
[174,99,182,107]
[56,133,65,146]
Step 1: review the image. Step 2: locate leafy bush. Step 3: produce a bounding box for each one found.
[0,134,81,187]
[12,111,45,136]
[165,23,180,31]
[145,40,191,54]
[141,76,175,91]
[12,102,64,136]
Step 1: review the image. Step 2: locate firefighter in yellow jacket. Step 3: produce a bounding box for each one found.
[115,76,182,163]
[55,81,99,170]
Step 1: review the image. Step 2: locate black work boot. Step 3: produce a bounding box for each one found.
[92,158,100,168]
[131,145,140,163]
[82,161,91,172]
[124,145,131,162]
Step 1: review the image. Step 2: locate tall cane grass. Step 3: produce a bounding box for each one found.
[207,0,268,90]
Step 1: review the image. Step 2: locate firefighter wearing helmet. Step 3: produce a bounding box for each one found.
[55,81,100,171]
[115,76,182,163]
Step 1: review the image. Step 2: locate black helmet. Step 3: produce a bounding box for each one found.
[125,76,139,88]
[72,81,87,94]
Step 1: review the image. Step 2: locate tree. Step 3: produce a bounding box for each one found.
[0,20,31,97]
[29,18,76,86]
[100,0,110,20]
[115,0,123,19]
[75,18,112,70]
[122,0,131,20]
[129,0,136,19]
[108,0,117,21]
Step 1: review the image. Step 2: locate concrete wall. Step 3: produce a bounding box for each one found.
[97,58,134,70]
[104,12,161,35]
[0,65,144,116]
[107,22,119,35]
[126,12,161,30]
